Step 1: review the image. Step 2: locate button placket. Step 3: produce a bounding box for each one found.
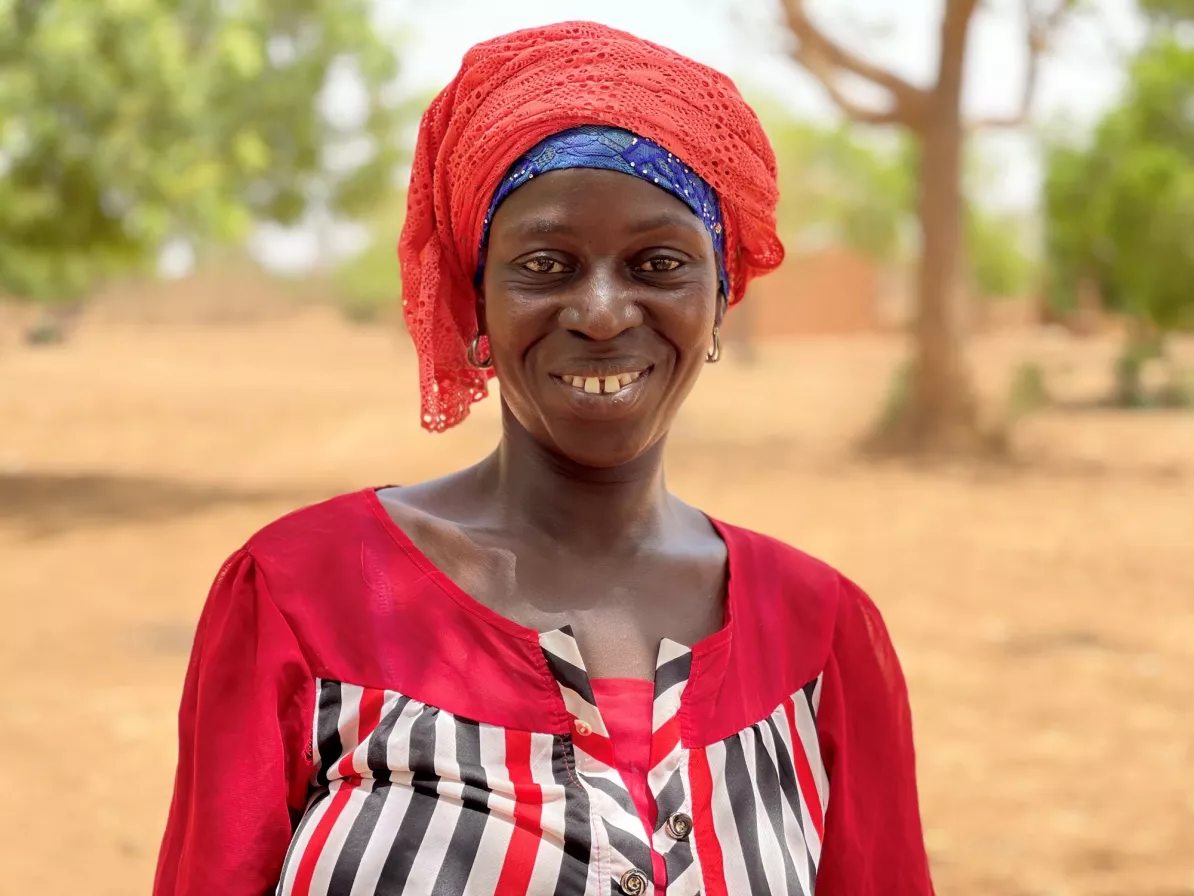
[540,628,698,896]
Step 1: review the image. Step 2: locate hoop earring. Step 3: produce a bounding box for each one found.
[467,332,493,369]
[705,326,721,364]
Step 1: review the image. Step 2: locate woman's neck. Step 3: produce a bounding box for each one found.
[478,407,675,553]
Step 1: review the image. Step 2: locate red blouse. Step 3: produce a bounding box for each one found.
[154,488,934,896]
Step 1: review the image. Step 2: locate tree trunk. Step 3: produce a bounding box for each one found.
[866,0,994,457]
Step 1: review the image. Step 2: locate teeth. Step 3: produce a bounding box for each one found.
[564,370,646,394]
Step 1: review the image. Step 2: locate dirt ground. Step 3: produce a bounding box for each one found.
[1,305,1191,895]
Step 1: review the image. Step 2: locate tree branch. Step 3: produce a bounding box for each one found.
[779,0,928,127]
[815,73,907,125]
[968,0,1078,130]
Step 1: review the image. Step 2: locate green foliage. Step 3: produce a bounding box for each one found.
[1138,0,1194,25]
[755,100,915,261]
[0,0,403,303]
[966,206,1034,299]
[331,191,405,324]
[1043,33,1194,333]
[327,87,432,325]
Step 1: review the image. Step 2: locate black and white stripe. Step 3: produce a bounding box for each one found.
[279,654,829,896]
[698,685,828,895]
[277,681,595,895]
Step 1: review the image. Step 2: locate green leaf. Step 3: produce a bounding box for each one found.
[220,23,265,79]
[232,130,271,173]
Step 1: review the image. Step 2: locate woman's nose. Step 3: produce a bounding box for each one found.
[558,264,643,341]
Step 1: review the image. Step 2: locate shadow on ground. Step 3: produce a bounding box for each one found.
[0,472,331,538]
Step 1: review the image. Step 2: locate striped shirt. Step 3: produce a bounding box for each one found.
[155,489,934,896]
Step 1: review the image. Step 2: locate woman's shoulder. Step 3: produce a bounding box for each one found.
[713,517,874,636]
[234,486,425,609]
[715,518,849,595]
[705,518,891,732]
[243,486,388,557]
[217,487,449,679]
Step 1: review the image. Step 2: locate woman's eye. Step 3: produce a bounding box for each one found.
[637,257,682,273]
[522,257,567,274]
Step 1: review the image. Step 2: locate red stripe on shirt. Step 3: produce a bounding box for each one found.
[290,779,360,896]
[571,729,617,769]
[495,729,544,895]
[337,687,385,779]
[688,746,728,896]
[784,697,825,840]
[649,714,682,769]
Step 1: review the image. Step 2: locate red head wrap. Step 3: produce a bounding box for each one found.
[398,21,783,432]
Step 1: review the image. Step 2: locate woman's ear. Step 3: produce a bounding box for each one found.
[715,291,728,327]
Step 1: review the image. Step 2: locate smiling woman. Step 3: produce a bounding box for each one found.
[154,20,935,896]
[483,158,721,467]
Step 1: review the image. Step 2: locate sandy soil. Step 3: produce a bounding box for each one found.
[1,307,1191,895]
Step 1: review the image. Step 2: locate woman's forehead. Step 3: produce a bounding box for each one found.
[490,168,707,237]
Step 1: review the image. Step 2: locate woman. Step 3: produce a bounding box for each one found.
[155,21,934,896]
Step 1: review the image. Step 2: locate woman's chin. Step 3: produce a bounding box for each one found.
[501,393,671,470]
[540,423,664,471]
[553,440,652,470]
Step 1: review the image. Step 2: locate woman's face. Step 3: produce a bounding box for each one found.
[481,168,721,469]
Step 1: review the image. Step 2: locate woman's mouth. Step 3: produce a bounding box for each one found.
[548,366,655,419]
[554,368,649,395]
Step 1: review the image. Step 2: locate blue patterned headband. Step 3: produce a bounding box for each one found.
[478,125,728,296]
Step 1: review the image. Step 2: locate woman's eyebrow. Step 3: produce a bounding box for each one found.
[506,218,578,238]
[626,211,704,235]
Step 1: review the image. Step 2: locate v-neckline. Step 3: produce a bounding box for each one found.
[362,485,737,666]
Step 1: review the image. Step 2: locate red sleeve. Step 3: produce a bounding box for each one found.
[816,577,935,895]
[154,549,315,896]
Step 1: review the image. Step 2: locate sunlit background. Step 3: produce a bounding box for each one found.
[1,1,1191,894]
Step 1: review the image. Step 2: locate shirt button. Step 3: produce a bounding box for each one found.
[618,869,649,894]
[574,719,593,737]
[665,812,693,841]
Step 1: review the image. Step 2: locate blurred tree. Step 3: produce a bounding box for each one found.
[758,102,1035,296]
[1044,13,1193,405]
[758,109,916,260]
[0,0,402,305]
[328,87,434,325]
[332,189,407,324]
[731,107,912,363]
[777,0,1081,456]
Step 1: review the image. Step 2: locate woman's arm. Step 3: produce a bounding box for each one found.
[154,549,315,896]
[816,576,936,895]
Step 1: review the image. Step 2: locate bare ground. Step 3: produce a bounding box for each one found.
[1,308,1191,895]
